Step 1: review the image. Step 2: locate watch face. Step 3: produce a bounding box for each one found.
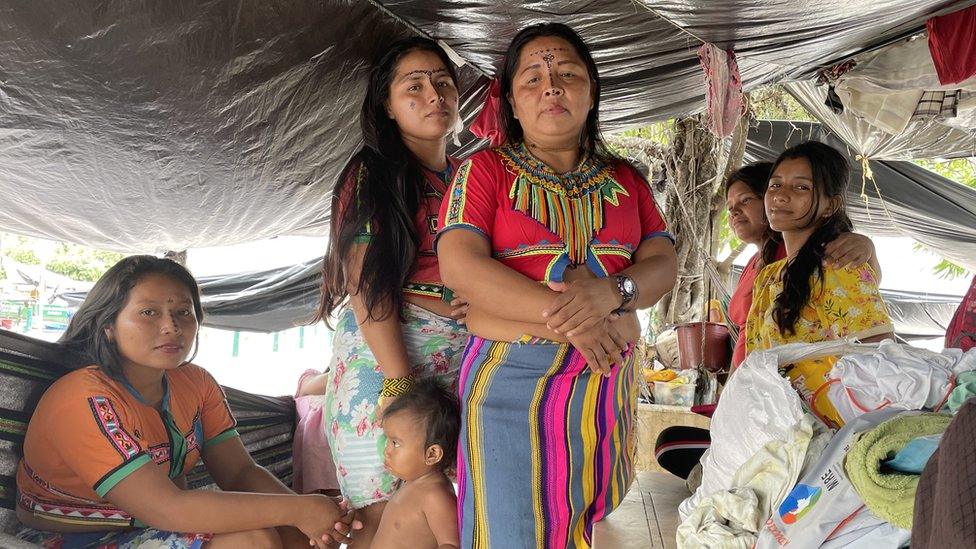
[622,277,636,295]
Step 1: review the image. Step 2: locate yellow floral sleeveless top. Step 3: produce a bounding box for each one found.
[745,260,893,427]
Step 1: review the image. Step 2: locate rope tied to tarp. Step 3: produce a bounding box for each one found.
[855,154,874,202]
[855,153,904,237]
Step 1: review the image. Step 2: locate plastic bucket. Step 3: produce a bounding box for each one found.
[676,321,731,372]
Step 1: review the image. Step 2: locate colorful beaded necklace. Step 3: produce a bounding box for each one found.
[499,141,628,264]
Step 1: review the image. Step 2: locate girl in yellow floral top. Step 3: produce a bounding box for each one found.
[745,141,894,427]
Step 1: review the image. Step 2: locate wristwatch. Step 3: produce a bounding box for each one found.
[614,275,637,311]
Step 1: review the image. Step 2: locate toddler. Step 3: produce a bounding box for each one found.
[371,378,460,549]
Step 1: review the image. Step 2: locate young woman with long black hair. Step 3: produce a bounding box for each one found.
[314,37,469,546]
[746,141,894,428]
[16,256,356,549]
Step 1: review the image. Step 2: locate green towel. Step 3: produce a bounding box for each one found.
[947,370,976,412]
[844,413,952,529]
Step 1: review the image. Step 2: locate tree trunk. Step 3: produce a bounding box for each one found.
[709,108,751,294]
[656,110,750,327]
[657,115,723,326]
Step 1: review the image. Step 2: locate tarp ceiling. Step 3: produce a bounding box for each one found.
[787,81,976,161]
[746,120,976,272]
[2,0,974,252]
[57,120,971,334]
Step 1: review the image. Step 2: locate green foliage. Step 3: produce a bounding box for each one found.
[1,232,127,282]
[749,85,816,122]
[1,234,40,265]
[618,121,672,146]
[932,259,970,279]
[47,245,126,282]
[913,158,976,189]
[912,242,973,280]
[46,259,110,282]
[6,248,40,265]
[717,208,743,254]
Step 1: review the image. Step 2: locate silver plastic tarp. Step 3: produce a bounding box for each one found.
[58,120,974,333]
[786,81,976,161]
[0,0,488,251]
[746,120,976,273]
[2,0,973,252]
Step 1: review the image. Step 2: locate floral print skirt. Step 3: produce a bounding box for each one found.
[323,302,467,508]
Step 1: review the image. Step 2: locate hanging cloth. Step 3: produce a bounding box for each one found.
[946,275,976,352]
[470,78,505,147]
[698,43,745,138]
[926,5,976,85]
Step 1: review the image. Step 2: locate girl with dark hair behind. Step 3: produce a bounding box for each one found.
[437,23,677,547]
[313,37,469,546]
[654,161,880,481]
[724,162,880,369]
[746,141,894,428]
[16,256,356,548]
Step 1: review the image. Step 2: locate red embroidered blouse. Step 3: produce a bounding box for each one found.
[436,143,672,283]
[336,159,458,300]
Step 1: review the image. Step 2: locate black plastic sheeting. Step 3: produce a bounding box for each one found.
[60,258,322,333]
[2,0,973,252]
[194,259,322,332]
[880,288,965,341]
[56,120,970,335]
[0,0,488,252]
[746,121,976,273]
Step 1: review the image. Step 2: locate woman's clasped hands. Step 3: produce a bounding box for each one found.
[544,270,632,377]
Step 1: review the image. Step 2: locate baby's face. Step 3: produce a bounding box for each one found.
[383,411,436,481]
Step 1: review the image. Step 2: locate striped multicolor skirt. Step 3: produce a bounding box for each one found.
[457,336,638,549]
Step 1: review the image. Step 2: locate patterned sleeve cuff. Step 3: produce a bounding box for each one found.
[433,223,489,253]
[203,428,240,449]
[93,453,152,497]
[641,230,675,245]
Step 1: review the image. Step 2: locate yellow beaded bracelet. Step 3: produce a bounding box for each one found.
[380,375,414,398]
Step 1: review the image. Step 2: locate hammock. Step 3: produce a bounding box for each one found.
[0,329,296,534]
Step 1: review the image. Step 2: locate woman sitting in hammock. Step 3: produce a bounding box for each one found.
[16,256,357,548]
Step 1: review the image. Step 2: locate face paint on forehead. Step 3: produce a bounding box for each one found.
[528,48,570,87]
[401,68,448,79]
[529,47,569,65]
[528,47,569,57]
